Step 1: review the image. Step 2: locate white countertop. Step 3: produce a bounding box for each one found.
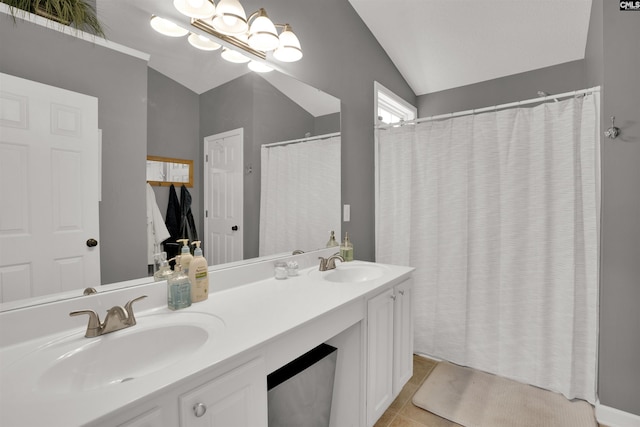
[0,261,413,427]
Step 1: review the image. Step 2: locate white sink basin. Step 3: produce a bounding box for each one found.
[2,311,224,396]
[310,262,389,283]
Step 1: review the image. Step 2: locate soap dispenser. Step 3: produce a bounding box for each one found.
[189,241,209,303]
[340,232,354,262]
[153,252,174,282]
[167,256,191,310]
[326,230,338,247]
[177,238,193,275]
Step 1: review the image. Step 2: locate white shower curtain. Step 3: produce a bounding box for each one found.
[377,93,600,402]
[260,135,341,256]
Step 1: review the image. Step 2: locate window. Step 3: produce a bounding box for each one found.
[374,82,416,126]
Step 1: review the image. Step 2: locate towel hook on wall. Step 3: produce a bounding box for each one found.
[604,116,620,139]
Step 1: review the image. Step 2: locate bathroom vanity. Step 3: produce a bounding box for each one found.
[0,249,413,427]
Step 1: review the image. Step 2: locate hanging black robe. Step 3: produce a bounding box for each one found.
[163,184,182,263]
[179,184,199,244]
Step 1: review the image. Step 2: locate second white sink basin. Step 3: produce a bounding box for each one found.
[2,311,224,396]
[310,262,390,283]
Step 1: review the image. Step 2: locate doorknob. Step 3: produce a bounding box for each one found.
[232,225,238,231]
[86,238,98,247]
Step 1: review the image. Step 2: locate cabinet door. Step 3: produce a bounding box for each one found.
[393,279,413,396]
[180,358,268,427]
[366,288,395,427]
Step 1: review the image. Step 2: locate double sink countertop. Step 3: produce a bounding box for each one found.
[0,259,414,426]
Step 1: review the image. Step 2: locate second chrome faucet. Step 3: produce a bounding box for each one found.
[318,253,345,271]
[70,295,147,338]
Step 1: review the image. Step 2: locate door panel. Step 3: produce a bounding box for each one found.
[0,73,100,302]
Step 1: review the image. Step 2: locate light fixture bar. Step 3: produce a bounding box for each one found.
[191,18,266,60]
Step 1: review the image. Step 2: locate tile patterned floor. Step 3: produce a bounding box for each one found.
[374,355,605,427]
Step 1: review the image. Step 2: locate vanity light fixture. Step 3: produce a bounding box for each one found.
[221,47,250,63]
[248,60,274,73]
[188,33,221,51]
[150,15,189,37]
[150,0,302,73]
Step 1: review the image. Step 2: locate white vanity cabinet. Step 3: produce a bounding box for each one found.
[366,278,414,427]
[179,357,267,427]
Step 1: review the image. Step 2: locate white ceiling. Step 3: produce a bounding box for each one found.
[348,0,593,96]
[95,0,339,117]
[96,0,593,103]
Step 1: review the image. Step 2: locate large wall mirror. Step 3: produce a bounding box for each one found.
[0,0,340,311]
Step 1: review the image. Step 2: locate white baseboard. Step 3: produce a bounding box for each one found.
[596,401,640,427]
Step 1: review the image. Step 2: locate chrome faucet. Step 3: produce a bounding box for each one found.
[70,295,147,338]
[318,253,344,271]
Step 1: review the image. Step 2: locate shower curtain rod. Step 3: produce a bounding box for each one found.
[377,86,601,129]
[262,131,341,148]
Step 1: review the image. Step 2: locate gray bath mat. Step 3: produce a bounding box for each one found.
[412,361,597,427]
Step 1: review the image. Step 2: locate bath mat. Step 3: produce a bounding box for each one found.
[412,361,597,427]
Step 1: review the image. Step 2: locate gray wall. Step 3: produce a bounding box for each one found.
[417,60,586,116]
[147,68,200,247]
[0,17,148,285]
[199,73,318,259]
[586,0,640,416]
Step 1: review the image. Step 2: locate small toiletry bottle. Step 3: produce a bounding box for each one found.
[153,252,174,281]
[167,258,191,310]
[340,232,354,262]
[326,230,338,247]
[189,241,209,302]
[177,238,193,275]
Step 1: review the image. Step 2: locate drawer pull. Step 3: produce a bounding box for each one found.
[193,402,207,417]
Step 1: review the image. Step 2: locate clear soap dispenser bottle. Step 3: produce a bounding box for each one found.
[177,238,193,275]
[326,230,338,247]
[153,252,174,282]
[167,256,191,310]
[340,232,354,262]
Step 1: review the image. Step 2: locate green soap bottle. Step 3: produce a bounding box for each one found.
[340,232,354,262]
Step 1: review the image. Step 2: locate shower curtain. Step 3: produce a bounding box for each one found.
[376,93,600,402]
[259,134,341,256]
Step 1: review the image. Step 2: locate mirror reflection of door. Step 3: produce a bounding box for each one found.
[0,73,100,302]
[204,129,244,265]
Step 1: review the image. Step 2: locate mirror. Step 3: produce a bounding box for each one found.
[0,1,340,310]
[146,156,194,187]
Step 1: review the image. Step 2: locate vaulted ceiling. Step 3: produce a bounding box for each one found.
[348,0,593,95]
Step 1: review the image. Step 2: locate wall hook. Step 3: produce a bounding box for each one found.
[604,116,620,139]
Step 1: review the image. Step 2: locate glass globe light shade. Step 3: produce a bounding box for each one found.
[173,0,215,19]
[248,61,274,73]
[221,47,250,63]
[248,9,279,52]
[188,33,221,50]
[273,26,302,62]
[211,0,248,35]
[150,15,189,37]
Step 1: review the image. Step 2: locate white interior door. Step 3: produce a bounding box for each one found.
[0,72,100,303]
[204,129,243,265]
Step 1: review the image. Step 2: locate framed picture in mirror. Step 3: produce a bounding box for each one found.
[146,155,193,187]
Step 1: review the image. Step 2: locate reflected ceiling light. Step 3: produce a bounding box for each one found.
[173,0,215,19]
[221,47,250,63]
[248,8,279,52]
[188,33,221,50]
[248,60,273,73]
[273,24,302,62]
[150,15,189,37]
[211,0,248,35]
